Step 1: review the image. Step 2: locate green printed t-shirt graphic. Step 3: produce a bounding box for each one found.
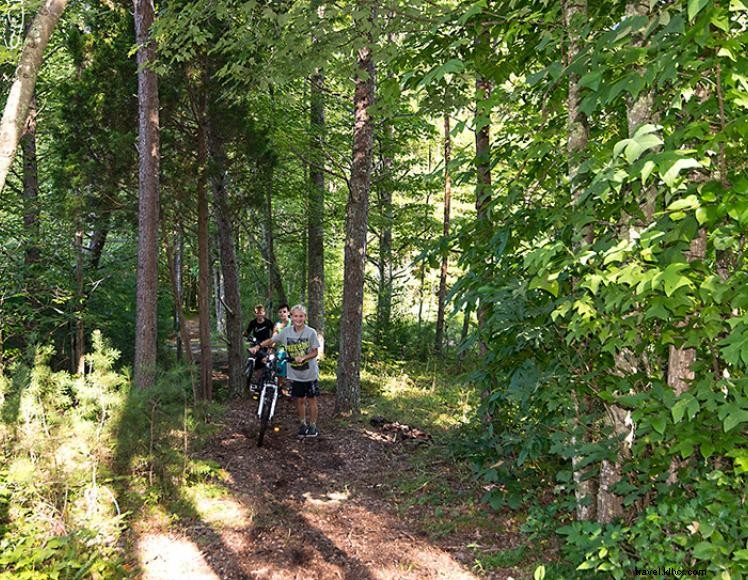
[276,324,320,382]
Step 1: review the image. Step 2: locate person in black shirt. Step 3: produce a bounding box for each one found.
[244,304,274,345]
[243,304,275,384]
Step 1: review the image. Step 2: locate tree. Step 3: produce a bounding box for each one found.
[133,0,160,390]
[434,112,452,353]
[307,0,326,344]
[336,2,376,415]
[0,0,68,193]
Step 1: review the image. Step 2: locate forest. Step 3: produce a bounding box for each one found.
[1,0,747,577]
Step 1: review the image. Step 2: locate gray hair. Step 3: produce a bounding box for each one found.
[290,304,307,315]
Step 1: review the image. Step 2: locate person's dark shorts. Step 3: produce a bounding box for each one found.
[291,379,320,398]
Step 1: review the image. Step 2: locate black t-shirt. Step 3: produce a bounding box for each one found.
[245,318,274,344]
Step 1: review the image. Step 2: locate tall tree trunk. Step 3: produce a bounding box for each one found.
[474,74,491,358]
[261,160,288,307]
[165,227,195,373]
[195,79,213,401]
[74,216,85,374]
[22,95,40,267]
[336,5,375,415]
[213,258,225,335]
[133,0,160,390]
[0,0,68,193]
[434,113,452,354]
[207,126,244,398]
[564,0,596,521]
[308,69,326,343]
[376,123,394,343]
[598,0,652,524]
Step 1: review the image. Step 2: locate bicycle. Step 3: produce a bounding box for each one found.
[253,350,287,447]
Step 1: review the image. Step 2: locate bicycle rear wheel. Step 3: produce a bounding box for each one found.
[257,394,272,447]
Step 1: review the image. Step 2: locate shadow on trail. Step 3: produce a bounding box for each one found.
[111,368,255,579]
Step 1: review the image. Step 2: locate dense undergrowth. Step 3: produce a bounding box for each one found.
[0,332,218,578]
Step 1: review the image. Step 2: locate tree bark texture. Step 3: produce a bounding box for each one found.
[336,17,375,415]
[22,95,40,267]
[195,84,213,401]
[261,161,288,308]
[597,0,653,524]
[74,220,85,374]
[0,0,68,194]
[133,0,160,390]
[208,129,244,398]
[308,71,326,340]
[434,113,452,354]
[474,74,491,357]
[563,0,596,522]
[165,229,195,374]
[376,122,394,342]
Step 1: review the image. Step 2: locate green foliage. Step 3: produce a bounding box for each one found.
[0,333,127,577]
[558,471,748,578]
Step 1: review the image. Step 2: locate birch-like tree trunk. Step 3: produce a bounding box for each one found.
[133,0,160,390]
[0,0,68,194]
[474,74,491,357]
[564,0,596,521]
[376,123,394,342]
[336,4,375,414]
[434,113,452,354]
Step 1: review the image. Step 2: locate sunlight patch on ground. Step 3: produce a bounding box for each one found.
[302,488,351,507]
[183,483,251,529]
[138,533,219,579]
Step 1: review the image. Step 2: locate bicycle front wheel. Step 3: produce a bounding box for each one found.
[257,395,272,447]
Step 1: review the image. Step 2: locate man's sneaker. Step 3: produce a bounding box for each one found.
[305,425,319,438]
[297,424,309,438]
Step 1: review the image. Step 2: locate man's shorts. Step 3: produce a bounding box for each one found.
[291,379,320,398]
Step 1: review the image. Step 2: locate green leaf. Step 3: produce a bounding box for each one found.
[667,194,700,212]
[692,541,716,560]
[534,565,546,580]
[671,397,689,423]
[723,409,748,432]
[660,157,701,188]
[652,415,666,434]
[688,0,709,21]
[662,263,693,297]
[529,274,559,297]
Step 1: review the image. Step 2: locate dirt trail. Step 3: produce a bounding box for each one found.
[136,393,479,579]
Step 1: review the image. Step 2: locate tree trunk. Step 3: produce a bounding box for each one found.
[434,113,452,354]
[563,0,596,521]
[165,228,195,371]
[207,127,244,398]
[88,220,109,270]
[598,0,653,523]
[261,160,288,307]
[213,256,225,335]
[74,218,85,374]
[666,230,706,484]
[0,0,68,194]
[376,123,394,343]
[308,70,326,343]
[22,95,40,267]
[195,80,213,401]
[474,75,491,357]
[336,7,375,415]
[133,0,160,390]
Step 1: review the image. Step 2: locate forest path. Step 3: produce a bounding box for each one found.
[135,395,479,579]
[137,318,495,578]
